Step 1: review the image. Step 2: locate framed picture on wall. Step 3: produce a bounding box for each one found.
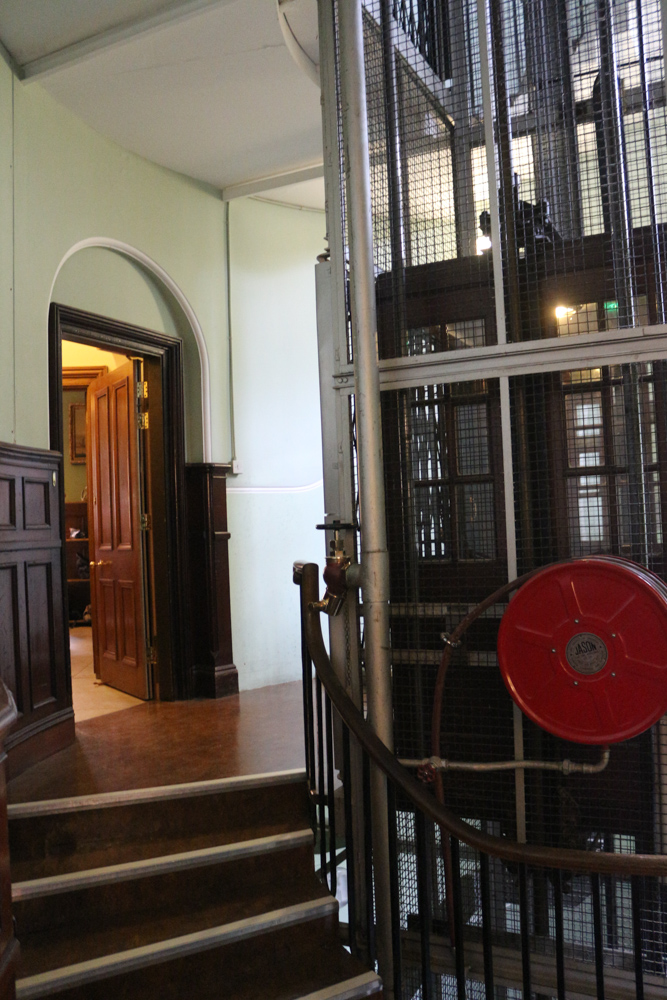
[69,403,86,464]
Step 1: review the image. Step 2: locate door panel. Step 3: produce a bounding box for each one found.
[87,361,150,699]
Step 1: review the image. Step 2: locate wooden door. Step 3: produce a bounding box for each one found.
[87,362,150,699]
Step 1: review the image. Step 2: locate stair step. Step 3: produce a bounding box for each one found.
[10,770,309,882]
[16,898,339,999]
[296,973,383,999]
[13,829,313,901]
[16,847,327,976]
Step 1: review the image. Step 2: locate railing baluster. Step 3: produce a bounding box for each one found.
[449,836,466,1000]
[553,868,566,1000]
[315,675,327,882]
[518,863,532,999]
[387,781,404,1000]
[342,724,358,956]
[362,751,376,964]
[301,625,316,798]
[325,693,337,898]
[415,810,433,1000]
[479,850,495,1000]
[631,876,645,1000]
[591,872,606,1000]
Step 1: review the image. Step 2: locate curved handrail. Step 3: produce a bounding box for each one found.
[298,562,667,877]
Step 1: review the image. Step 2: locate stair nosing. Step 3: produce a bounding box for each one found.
[13,828,314,901]
[15,896,338,999]
[296,972,383,1000]
[8,768,306,818]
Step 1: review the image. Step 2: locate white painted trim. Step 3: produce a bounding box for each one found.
[8,768,306,818]
[15,897,338,999]
[277,0,321,88]
[296,972,383,1000]
[48,237,213,462]
[221,164,324,201]
[20,0,239,81]
[13,829,314,901]
[227,479,323,494]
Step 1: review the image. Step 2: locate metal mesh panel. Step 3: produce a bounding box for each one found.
[328,0,667,993]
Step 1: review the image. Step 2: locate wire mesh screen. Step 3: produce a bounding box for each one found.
[328,0,667,993]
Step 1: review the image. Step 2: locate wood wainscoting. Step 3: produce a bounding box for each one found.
[186,464,238,698]
[0,443,74,778]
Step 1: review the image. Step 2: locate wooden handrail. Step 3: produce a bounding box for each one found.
[298,562,667,878]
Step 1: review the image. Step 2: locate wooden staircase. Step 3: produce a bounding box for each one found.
[8,769,382,1000]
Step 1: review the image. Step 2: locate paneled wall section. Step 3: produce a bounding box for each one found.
[0,444,74,777]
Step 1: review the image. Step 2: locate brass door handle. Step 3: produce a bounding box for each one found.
[90,560,112,568]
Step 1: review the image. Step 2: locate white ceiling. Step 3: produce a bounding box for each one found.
[0,0,325,206]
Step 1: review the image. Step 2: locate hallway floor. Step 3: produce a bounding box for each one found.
[8,678,305,805]
[70,627,143,722]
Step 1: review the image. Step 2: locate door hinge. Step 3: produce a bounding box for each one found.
[138,413,149,430]
[146,645,158,666]
[140,513,151,531]
[136,380,148,401]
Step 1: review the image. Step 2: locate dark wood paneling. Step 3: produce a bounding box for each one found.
[186,464,238,698]
[0,443,74,778]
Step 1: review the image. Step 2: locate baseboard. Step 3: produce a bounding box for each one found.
[192,663,239,698]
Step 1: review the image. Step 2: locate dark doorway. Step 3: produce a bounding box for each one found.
[49,304,191,701]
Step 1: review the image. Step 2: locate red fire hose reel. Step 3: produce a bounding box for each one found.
[497,556,667,744]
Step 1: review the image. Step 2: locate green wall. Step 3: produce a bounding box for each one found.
[0,59,329,692]
[0,61,230,461]
[226,198,327,689]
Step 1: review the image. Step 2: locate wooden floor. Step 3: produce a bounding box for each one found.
[7,683,305,805]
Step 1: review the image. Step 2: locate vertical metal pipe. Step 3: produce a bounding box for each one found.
[449,0,478,257]
[524,0,581,240]
[518,863,532,998]
[362,751,377,963]
[477,0,508,346]
[596,0,635,329]
[339,0,395,990]
[488,0,522,343]
[379,0,409,356]
[316,676,327,879]
[479,851,495,999]
[325,693,338,897]
[591,872,606,1000]
[631,876,645,1000]
[635,0,665,324]
[387,782,404,1000]
[553,868,566,1000]
[449,836,466,1000]
[415,810,433,1000]
[342,724,359,956]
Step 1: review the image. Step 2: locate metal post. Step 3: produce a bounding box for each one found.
[379,0,409,355]
[338,0,395,992]
[477,0,507,346]
[317,0,369,955]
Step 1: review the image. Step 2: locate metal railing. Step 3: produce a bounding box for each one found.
[294,560,667,1000]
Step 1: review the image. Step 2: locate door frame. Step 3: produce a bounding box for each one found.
[49,303,191,700]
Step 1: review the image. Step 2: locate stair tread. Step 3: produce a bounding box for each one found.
[14,829,313,899]
[18,871,332,978]
[10,781,309,881]
[16,916,378,1000]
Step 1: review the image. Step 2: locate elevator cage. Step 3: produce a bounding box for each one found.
[315,0,667,996]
